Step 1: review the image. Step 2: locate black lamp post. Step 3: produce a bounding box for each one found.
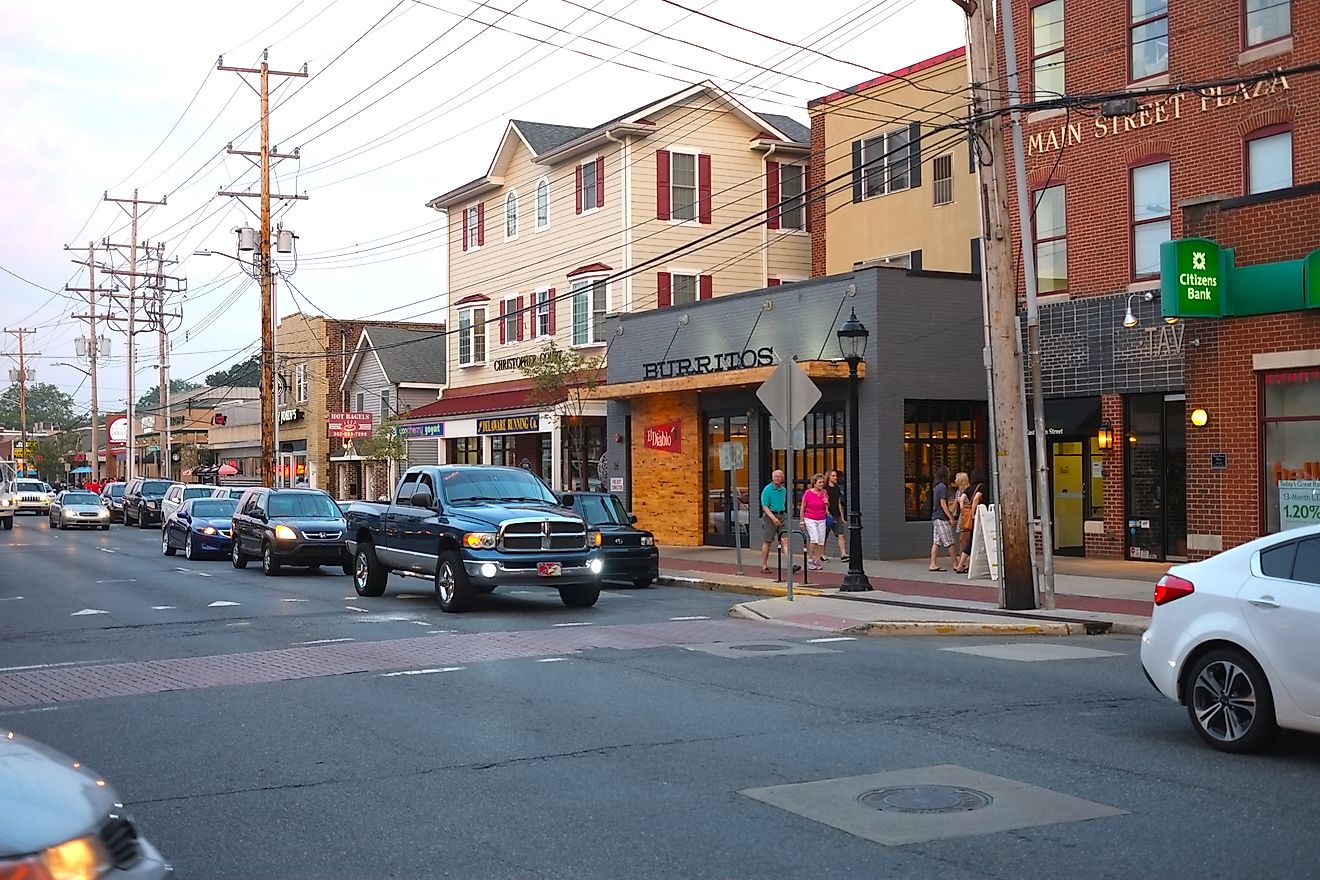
[837,309,873,592]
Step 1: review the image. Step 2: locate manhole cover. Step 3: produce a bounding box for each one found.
[858,785,994,814]
[727,644,791,652]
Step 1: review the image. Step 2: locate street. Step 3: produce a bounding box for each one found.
[2,515,1318,880]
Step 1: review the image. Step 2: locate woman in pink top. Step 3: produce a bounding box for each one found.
[801,473,830,571]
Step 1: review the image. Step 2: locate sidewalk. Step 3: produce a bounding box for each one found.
[656,544,1163,636]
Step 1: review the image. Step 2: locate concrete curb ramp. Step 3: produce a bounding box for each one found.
[729,599,1102,638]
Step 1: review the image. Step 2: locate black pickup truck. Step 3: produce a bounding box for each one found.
[344,465,603,613]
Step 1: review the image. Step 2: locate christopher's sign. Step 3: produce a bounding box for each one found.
[644,420,682,454]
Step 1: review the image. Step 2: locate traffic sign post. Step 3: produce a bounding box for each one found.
[757,357,822,601]
[718,442,746,574]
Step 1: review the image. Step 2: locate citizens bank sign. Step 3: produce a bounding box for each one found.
[643,346,774,380]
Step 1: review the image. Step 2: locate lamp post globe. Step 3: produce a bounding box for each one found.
[836,309,873,592]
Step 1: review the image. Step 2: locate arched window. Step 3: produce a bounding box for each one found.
[536,178,550,229]
[505,190,519,239]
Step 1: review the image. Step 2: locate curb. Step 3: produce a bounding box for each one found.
[729,602,1086,636]
[656,574,825,599]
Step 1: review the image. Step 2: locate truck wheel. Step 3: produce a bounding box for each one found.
[231,541,248,569]
[353,543,388,597]
[559,584,601,608]
[137,511,151,529]
[632,578,654,588]
[261,542,282,577]
[1,517,11,530]
[434,551,475,613]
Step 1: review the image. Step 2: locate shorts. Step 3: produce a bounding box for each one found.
[961,528,974,555]
[828,517,847,537]
[761,514,784,545]
[932,519,957,548]
[803,518,827,545]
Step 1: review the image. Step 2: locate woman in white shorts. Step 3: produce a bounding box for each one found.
[801,473,830,571]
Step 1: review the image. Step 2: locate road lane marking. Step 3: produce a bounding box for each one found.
[379,666,463,677]
[426,629,455,634]
[297,638,355,646]
[537,658,567,663]
[70,609,108,616]
[552,622,592,627]
[669,616,710,621]
[95,579,136,584]
[397,594,429,600]
[0,596,24,602]
[0,660,115,673]
[807,637,857,643]
[151,606,176,610]
[345,606,368,613]
[343,596,360,600]
[97,548,117,554]
[0,706,61,717]
[412,621,432,626]
[197,572,212,578]
[281,598,309,602]
[208,601,241,607]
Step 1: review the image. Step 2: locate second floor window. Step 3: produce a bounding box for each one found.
[1033,184,1067,293]
[672,152,698,221]
[295,363,307,402]
[1132,161,1170,279]
[862,128,910,197]
[932,153,954,206]
[380,389,391,422]
[505,190,519,239]
[1246,0,1290,47]
[672,273,698,307]
[501,296,520,345]
[536,178,549,229]
[779,164,805,229]
[576,157,603,214]
[458,307,486,366]
[1130,0,1168,81]
[1247,127,1292,194]
[1032,0,1065,99]
[535,289,553,337]
[462,204,483,251]
[571,279,607,346]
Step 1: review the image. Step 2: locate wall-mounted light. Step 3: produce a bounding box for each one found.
[1097,421,1113,450]
[1123,291,1154,328]
[1190,408,1209,427]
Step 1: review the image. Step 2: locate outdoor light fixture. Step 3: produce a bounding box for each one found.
[1191,408,1209,427]
[1123,291,1154,329]
[836,309,872,593]
[1097,421,1114,450]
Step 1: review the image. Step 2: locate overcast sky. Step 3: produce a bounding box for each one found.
[0,0,964,416]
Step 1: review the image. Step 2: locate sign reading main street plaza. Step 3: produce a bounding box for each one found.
[1160,238,1225,318]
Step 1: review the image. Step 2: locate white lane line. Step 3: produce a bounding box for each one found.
[151,605,176,610]
[70,609,108,616]
[97,548,117,554]
[807,636,858,644]
[0,660,114,673]
[0,706,61,717]
[397,594,429,600]
[297,638,355,646]
[281,598,309,603]
[669,615,710,621]
[0,596,24,602]
[196,572,212,578]
[208,601,241,607]
[537,657,567,663]
[600,591,634,598]
[95,579,136,584]
[411,621,432,626]
[552,622,592,627]
[345,606,369,613]
[426,629,455,634]
[379,666,463,677]
[343,596,360,601]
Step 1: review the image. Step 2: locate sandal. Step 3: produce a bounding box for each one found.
[928,566,945,572]
[760,567,771,574]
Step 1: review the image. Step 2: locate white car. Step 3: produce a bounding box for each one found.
[160,484,219,524]
[13,479,52,515]
[1141,523,1320,752]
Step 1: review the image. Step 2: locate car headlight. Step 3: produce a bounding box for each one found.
[0,498,9,506]
[463,532,498,549]
[641,535,655,546]
[274,524,298,541]
[97,508,109,518]
[37,834,108,880]
[62,508,73,518]
[145,500,158,509]
[201,526,218,535]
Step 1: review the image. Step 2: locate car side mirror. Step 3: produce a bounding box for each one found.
[410,490,435,510]
[629,514,638,524]
[560,493,574,507]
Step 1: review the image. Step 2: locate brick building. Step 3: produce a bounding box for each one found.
[1001,0,1317,560]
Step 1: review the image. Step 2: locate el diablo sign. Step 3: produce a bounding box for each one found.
[643,420,682,454]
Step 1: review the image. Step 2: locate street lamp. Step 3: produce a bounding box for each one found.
[837,308,873,592]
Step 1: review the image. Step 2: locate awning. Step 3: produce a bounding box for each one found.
[1026,396,1102,437]
[406,387,563,420]
[69,466,92,475]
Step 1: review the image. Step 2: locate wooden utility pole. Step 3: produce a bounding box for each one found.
[67,241,106,483]
[958,0,1037,609]
[3,328,39,476]
[219,52,307,488]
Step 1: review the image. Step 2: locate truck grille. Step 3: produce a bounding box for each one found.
[500,519,586,552]
[98,815,143,869]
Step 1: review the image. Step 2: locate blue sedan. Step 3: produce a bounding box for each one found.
[162,497,237,560]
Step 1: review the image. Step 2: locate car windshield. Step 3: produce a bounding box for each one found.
[440,468,558,506]
[267,493,342,519]
[574,494,631,526]
[16,481,42,492]
[62,492,100,505]
[141,480,173,496]
[183,487,214,500]
[107,485,125,498]
[191,500,236,518]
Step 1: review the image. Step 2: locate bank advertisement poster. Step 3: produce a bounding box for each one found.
[1278,481,1320,531]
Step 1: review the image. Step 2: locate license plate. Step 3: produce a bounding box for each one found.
[537,562,562,577]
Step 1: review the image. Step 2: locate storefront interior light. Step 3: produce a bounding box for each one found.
[1190,408,1209,427]
[1097,422,1113,450]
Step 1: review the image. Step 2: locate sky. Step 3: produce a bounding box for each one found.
[0,0,965,418]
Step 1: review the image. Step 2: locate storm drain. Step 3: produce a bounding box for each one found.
[683,640,841,659]
[859,785,993,814]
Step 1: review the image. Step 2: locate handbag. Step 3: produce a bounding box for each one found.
[826,515,836,529]
[958,501,975,531]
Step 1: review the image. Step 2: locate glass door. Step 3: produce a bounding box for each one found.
[1125,393,1188,561]
[1051,440,1085,554]
[704,414,749,547]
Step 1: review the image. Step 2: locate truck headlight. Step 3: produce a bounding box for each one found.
[0,498,10,506]
[588,558,603,574]
[641,535,655,546]
[40,495,50,503]
[590,531,602,547]
[274,524,298,541]
[463,532,497,549]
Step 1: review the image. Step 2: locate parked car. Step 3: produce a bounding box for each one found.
[231,487,352,576]
[1141,523,1320,753]
[13,478,52,515]
[210,487,246,501]
[557,490,658,587]
[122,478,177,529]
[160,483,219,523]
[0,727,172,877]
[48,490,111,530]
[162,497,237,560]
[100,481,127,521]
[344,465,602,613]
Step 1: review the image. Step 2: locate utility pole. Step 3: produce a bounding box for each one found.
[144,243,185,480]
[218,51,307,488]
[67,241,111,484]
[958,0,1036,609]
[103,189,167,482]
[3,329,39,477]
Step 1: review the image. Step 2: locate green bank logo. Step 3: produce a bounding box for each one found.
[1161,238,1224,318]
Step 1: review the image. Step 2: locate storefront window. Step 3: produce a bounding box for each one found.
[769,407,845,505]
[1262,368,1320,533]
[562,420,606,490]
[448,437,482,464]
[490,435,517,467]
[903,400,987,521]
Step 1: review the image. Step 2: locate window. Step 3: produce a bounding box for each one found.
[535,289,552,337]
[1294,538,1320,585]
[447,437,482,465]
[379,390,391,422]
[536,178,549,229]
[1032,184,1067,293]
[1247,128,1292,194]
[295,363,307,403]
[576,157,602,213]
[277,371,289,406]
[671,152,698,221]
[779,164,805,229]
[502,296,519,345]
[571,279,607,346]
[355,392,364,412]
[1031,0,1065,99]
[1245,0,1290,47]
[861,128,910,198]
[1261,541,1298,578]
[458,307,486,366]
[463,205,482,250]
[671,273,698,307]
[1130,0,1168,81]
[1131,161,1170,279]
[1261,368,1320,534]
[903,400,989,521]
[932,153,954,206]
[505,190,518,239]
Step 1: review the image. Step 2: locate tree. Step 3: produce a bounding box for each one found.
[206,354,261,388]
[358,416,408,492]
[137,379,202,410]
[29,430,79,483]
[520,341,602,490]
[0,383,76,431]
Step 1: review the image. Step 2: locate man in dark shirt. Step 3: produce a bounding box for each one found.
[824,470,848,561]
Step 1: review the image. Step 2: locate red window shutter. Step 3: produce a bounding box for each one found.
[804,162,813,233]
[498,300,507,345]
[595,156,605,208]
[768,277,781,287]
[656,150,671,220]
[575,165,583,215]
[699,274,713,300]
[547,288,557,334]
[476,202,485,246]
[657,272,672,309]
[515,295,525,341]
[461,210,469,252]
[766,161,780,230]
[698,154,712,224]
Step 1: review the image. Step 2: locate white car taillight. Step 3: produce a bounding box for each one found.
[1154,573,1195,606]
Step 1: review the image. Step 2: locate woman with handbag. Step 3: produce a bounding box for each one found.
[956,469,985,574]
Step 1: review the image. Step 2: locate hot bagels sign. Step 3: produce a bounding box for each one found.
[644,420,681,454]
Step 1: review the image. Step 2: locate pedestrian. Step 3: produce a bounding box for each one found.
[956,468,986,574]
[758,469,799,575]
[824,469,848,561]
[801,473,829,571]
[928,465,959,571]
[951,472,970,573]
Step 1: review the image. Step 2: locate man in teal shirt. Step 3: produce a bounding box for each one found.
[760,469,789,573]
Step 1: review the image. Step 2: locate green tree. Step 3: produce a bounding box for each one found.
[206,354,261,388]
[29,430,79,482]
[136,379,203,410]
[0,382,76,431]
[520,341,602,489]
[358,416,407,463]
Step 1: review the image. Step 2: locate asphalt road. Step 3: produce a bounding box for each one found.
[2,511,1319,879]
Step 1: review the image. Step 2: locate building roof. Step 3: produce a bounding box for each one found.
[405,387,564,420]
[759,113,810,145]
[808,46,966,109]
[362,326,447,386]
[509,120,592,155]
